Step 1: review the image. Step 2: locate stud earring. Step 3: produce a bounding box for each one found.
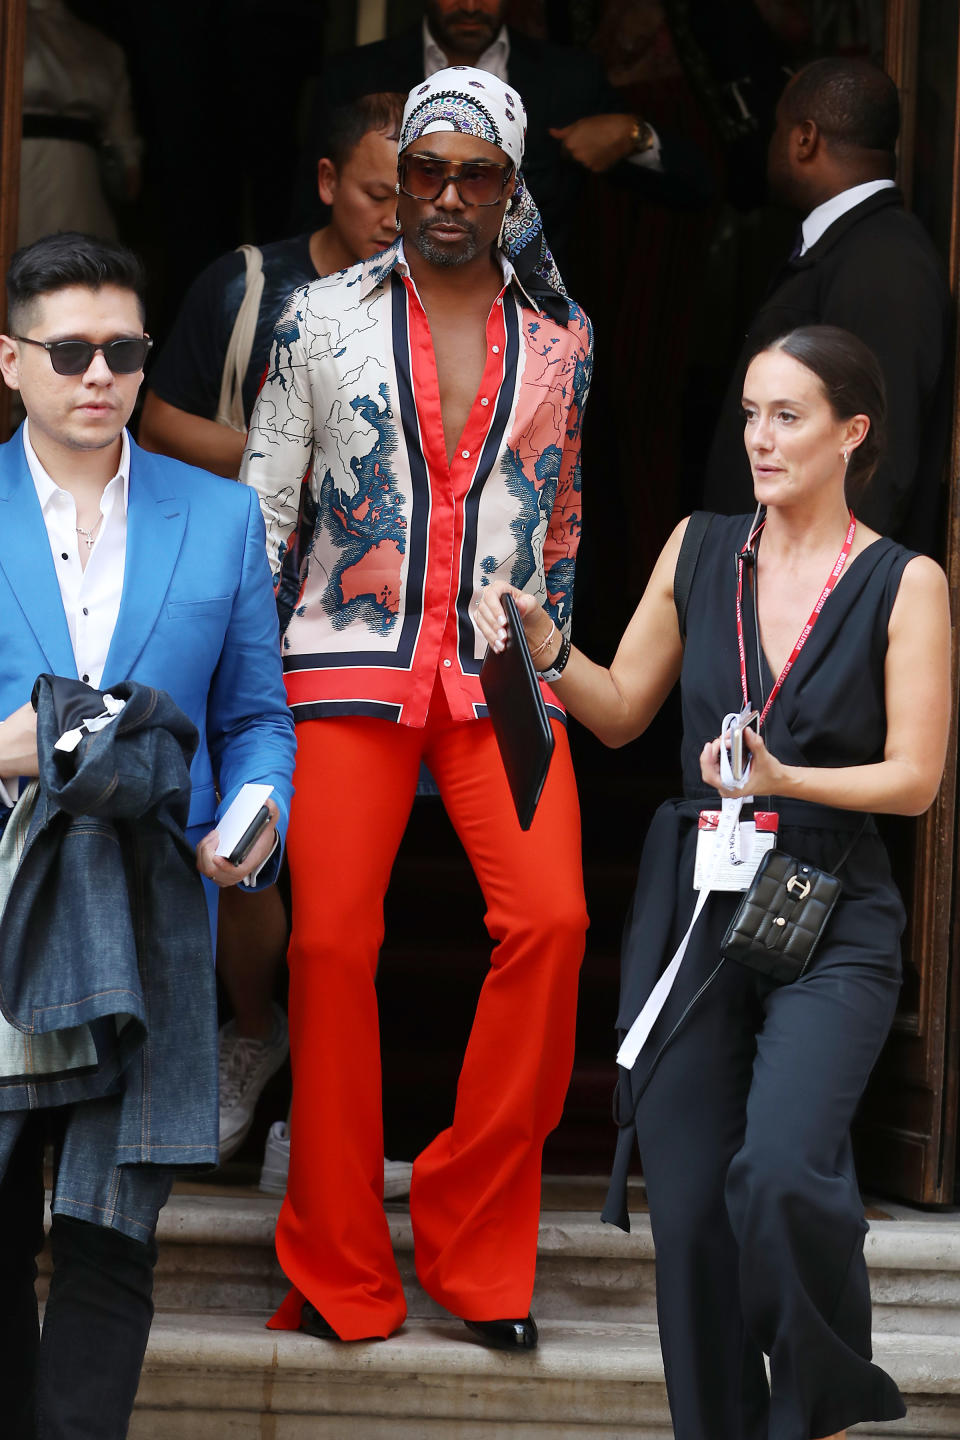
[842,449,848,464]
[394,182,400,195]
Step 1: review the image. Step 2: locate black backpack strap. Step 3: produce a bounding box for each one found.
[673,510,714,639]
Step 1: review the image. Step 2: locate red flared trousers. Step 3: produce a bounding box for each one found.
[268,680,587,1339]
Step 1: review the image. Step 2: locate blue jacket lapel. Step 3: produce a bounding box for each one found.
[0,428,77,678]
[101,439,188,686]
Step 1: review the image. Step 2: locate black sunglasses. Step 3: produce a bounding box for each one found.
[399,155,513,207]
[15,334,153,376]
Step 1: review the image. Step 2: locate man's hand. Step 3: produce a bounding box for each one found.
[196,797,280,889]
[549,114,642,173]
[0,702,39,781]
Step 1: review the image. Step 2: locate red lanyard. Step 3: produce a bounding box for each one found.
[736,511,856,730]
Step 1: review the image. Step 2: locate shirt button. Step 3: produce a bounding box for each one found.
[461,449,470,459]
[442,658,452,668]
[82,607,89,616]
[480,397,489,406]
[61,552,69,560]
[496,297,503,306]
[491,345,500,354]
[82,673,89,683]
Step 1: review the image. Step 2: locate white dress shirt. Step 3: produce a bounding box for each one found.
[420,20,662,170]
[0,426,129,807]
[23,418,129,690]
[800,178,896,256]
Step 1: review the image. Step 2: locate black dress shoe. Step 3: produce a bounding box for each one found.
[299,1300,340,1340]
[463,1314,538,1350]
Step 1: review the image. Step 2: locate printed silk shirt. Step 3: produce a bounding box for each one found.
[240,239,593,727]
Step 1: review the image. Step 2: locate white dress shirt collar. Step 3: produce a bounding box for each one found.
[22,420,131,513]
[422,17,510,82]
[800,178,896,256]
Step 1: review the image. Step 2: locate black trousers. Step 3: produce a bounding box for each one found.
[634,940,907,1440]
[0,1113,159,1440]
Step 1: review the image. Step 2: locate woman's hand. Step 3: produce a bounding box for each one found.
[700,725,789,799]
[473,581,553,659]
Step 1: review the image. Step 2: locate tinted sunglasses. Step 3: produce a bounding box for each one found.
[399,155,513,207]
[15,334,153,375]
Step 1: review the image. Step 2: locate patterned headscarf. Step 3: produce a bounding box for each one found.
[399,66,568,323]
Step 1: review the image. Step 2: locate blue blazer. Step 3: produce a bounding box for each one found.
[0,427,295,876]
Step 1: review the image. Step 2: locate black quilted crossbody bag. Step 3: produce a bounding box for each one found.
[721,823,867,984]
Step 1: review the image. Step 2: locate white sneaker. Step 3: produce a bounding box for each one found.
[257,1122,413,1202]
[258,1120,290,1195]
[218,1003,289,1162]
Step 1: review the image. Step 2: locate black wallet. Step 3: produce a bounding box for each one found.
[479,593,555,830]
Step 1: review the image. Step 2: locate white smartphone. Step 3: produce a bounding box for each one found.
[730,709,759,783]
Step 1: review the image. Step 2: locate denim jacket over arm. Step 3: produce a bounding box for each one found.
[0,677,218,1166]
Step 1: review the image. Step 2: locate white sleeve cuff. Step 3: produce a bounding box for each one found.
[0,776,20,809]
[628,124,663,171]
[241,831,280,888]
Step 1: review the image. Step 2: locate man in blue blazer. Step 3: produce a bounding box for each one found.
[0,231,295,1440]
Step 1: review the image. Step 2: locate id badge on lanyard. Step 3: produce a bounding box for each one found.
[694,808,779,890]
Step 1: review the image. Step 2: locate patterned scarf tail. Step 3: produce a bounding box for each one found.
[502,173,569,326]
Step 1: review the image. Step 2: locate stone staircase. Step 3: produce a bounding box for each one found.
[55,1176,959,1437]
[112,761,960,1435]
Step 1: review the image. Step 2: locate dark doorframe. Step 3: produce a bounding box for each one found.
[856,0,960,1203]
[0,0,25,442]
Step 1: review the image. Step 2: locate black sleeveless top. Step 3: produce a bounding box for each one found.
[602,513,915,1231]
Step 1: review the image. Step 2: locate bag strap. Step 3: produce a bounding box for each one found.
[827,817,869,876]
[673,510,714,639]
[215,244,265,434]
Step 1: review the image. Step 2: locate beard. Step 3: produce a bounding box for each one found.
[425,5,501,58]
[410,216,485,267]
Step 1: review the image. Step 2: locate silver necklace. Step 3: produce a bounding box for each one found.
[76,513,104,549]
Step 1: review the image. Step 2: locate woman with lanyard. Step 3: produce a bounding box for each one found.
[474,324,952,1440]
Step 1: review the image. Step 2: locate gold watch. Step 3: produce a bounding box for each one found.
[630,118,655,154]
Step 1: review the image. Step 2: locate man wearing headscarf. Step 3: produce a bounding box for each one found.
[240,67,592,1351]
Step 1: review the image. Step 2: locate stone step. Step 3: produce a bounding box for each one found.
[126,1312,960,1438]
[41,1187,960,1336]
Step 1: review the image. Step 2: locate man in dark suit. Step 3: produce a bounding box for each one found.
[296,0,706,267]
[703,57,952,554]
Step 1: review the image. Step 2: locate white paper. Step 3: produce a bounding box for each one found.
[215,783,273,858]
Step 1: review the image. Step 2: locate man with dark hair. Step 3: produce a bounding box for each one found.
[241,68,591,1350]
[703,57,951,554]
[0,230,295,1439]
[775,55,900,155]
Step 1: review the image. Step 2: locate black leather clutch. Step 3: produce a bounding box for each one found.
[479,593,555,831]
[721,848,842,985]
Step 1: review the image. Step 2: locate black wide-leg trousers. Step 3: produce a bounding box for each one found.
[0,1113,160,1440]
[634,933,907,1440]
